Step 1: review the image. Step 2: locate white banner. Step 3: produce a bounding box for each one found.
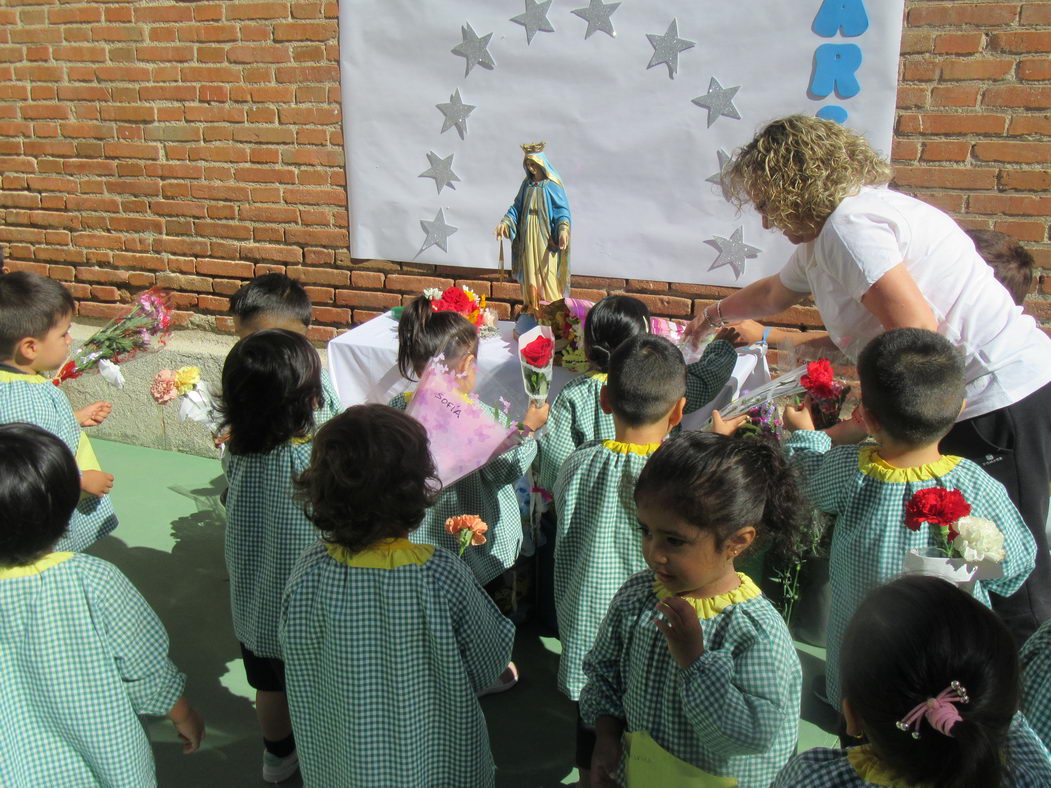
[339,0,904,286]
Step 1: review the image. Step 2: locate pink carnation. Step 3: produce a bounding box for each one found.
[151,369,178,404]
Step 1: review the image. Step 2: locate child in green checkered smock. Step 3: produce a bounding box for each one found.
[1021,619,1051,753]
[281,405,515,787]
[229,273,344,426]
[580,430,807,787]
[782,330,1036,710]
[776,575,1051,787]
[391,295,548,587]
[0,272,118,552]
[220,329,326,783]
[0,423,203,786]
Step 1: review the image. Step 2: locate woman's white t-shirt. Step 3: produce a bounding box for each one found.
[779,186,1051,420]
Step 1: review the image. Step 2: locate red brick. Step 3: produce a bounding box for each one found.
[930,86,980,107]
[197,259,255,278]
[920,141,971,162]
[933,33,984,55]
[908,3,1019,26]
[193,221,253,241]
[227,45,291,64]
[226,2,289,19]
[311,306,350,324]
[939,58,1014,81]
[351,271,384,288]
[1008,116,1051,136]
[968,194,1051,217]
[113,252,165,270]
[893,167,997,190]
[287,265,349,285]
[284,187,347,206]
[79,302,128,320]
[242,244,304,264]
[277,106,340,125]
[984,85,1051,108]
[1019,59,1051,82]
[335,289,400,309]
[273,21,337,41]
[198,295,230,312]
[1021,3,1051,24]
[900,31,933,55]
[385,274,454,293]
[994,221,1047,242]
[999,170,1051,191]
[973,142,1051,164]
[73,232,125,249]
[917,113,1007,135]
[989,31,1051,54]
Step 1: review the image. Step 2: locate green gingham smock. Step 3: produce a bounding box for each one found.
[774,715,1051,787]
[391,392,536,586]
[537,340,737,495]
[1021,619,1051,752]
[554,439,657,700]
[785,430,1036,708]
[317,367,343,424]
[0,552,184,787]
[280,538,514,788]
[0,369,118,552]
[224,438,317,658]
[580,571,802,788]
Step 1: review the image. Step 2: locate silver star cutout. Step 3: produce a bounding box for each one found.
[418,209,458,255]
[511,0,555,45]
[451,22,495,78]
[418,151,460,195]
[705,149,733,189]
[436,89,476,140]
[572,0,620,39]
[705,227,761,279]
[691,78,742,128]
[646,19,695,79]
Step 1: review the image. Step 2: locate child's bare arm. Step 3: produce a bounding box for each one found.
[167,696,205,754]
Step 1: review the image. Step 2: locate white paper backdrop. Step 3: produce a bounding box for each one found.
[339,0,904,286]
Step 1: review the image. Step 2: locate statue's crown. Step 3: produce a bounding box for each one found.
[521,142,546,154]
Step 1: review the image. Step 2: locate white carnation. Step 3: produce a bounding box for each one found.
[953,516,1005,563]
[423,288,443,300]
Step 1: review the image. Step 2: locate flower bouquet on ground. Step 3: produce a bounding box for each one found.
[53,287,173,386]
[799,358,851,429]
[405,358,515,487]
[151,366,223,445]
[444,515,488,557]
[518,325,554,405]
[901,488,1005,592]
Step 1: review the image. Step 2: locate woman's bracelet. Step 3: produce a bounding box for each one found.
[702,300,727,328]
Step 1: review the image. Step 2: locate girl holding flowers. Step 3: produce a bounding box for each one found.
[218,329,324,784]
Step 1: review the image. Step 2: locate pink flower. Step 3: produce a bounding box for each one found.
[151,369,178,404]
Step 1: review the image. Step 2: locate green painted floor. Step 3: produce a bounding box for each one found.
[89,438,839,788]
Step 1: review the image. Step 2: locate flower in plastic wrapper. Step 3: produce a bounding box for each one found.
[445,514,488,557]
[518,326,555,405]
[954,516,1006,563]
[521,336,553,367]
[905,488,971,539]
[97,359,125,390]
[151,369,179,404]
[173,365,201,396]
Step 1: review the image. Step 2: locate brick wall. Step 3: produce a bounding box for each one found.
[0,0,1047,341]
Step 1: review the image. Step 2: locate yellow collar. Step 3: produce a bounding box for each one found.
[587,371,608,382]
[325,538,434,570]
[0,552,74,579]
[602,439,661,456]
[0,369,48,384]
[290,435,313,446]
[858,446,961,483]
[654,572,761,619]
[846,746,917,788]
[401,390,414,404]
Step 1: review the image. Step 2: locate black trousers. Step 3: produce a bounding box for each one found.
[940,379,1051,645]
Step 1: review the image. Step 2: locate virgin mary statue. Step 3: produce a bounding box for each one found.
[494,143,571,316]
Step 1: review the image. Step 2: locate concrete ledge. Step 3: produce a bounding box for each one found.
[62,323,330,459]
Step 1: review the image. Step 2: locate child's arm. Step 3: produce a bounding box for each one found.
[537,393,580,494]
[684,334,737,414]
[167,695,205,754]
[74,400,112,427]
[591,715,626,787]
[81,469,114,497]
[782,426,857,515]
[579,586,631,737]
[973,476,1037,600]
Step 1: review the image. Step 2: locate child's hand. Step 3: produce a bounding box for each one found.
[75,401,112,427]
[521,401,550,432]
[81,470,114,497]
[713,325,743,346]
[168,697,205,754]
[783,397,816,432]
[826,405,868,446]
[590,726,623,787]
[213,429,231,448]
[709,409,748,436]
[654,596,705,670]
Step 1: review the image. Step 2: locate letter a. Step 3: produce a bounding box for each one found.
[813,0,869,37]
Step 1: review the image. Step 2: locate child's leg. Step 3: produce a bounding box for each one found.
[256,690,293,745]
[240,644,297,781]
[575,704,596,787]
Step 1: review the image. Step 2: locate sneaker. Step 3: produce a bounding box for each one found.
[262,749,299,784]
[478,662,519,697]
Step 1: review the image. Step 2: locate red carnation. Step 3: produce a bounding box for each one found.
[432,287,471,315]
[52,359,81,386]
[801,359,839,400]
[521,335,554,368]
[905,488,971,540]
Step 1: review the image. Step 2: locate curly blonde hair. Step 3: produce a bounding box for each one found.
[723,115,892,239]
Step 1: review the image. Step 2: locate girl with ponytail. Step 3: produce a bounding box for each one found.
[776,575,1051,787]
[580,431,807,787]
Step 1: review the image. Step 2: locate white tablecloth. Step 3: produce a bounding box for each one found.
[328,311,771,423]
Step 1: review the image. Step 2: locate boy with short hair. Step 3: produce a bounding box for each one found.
[966,228,1035,306]
[229,273,342,423]
[782,328,1036,709]
[0,271,117,550]
[0,422,203,785]
[555,334,740,782]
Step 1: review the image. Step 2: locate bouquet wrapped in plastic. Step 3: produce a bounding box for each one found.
[518,325,554,405]
[53,287,173,386]
[151,366,223,442]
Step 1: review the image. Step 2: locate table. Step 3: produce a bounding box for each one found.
[328,311,771,423]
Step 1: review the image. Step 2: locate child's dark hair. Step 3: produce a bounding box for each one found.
[396,295,479,380]
[842,575,1019,788]
[0,423,80,565]
[635,431,808,561]
[966,229,1034,306]
[857,328,964,447]
[607,335,686,427]
[220,329,322,455]
[0,271,75,359]
[295,405,440,552]
[229,273,312,330]
[584,295,651,374]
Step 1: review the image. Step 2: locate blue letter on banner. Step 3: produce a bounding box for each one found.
[810,43,862,98]
[813,0,869,37]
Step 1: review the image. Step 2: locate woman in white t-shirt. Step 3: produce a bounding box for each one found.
[685,115,1051,642]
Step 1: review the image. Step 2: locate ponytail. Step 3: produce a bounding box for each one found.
[396,296,479,380]
[583,295,650,374]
